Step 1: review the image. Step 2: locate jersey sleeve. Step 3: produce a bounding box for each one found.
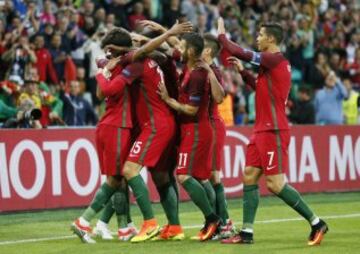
[95,72,128,97]
[120,62,144,84]
[186,69,207,106]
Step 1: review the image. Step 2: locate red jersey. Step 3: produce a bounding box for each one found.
[35,48,58,84]
[209,64,225,121]
[178,66,210,124]
[219,34,291,132]
[160,56,179,100]
[121,57,174,126]
[95,65,133,128]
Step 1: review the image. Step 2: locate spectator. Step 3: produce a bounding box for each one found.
[33,34,58,84]
[305,51,330,90]
[247,91,255,124]
[1,35,37,85]
[345,48,360,90]
[342,78,360,125]
[289,86,315,124]
[181,0,205,27]
[128,2,146,31]
[60,80,97,126]
[0,80,18,124]
[315,71,348,124]
[49,33,67,81]
[40,0,56,26]
[82,25,106,106]
[162,0,181,28]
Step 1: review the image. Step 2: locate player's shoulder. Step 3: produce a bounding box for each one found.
[192,66,208,76]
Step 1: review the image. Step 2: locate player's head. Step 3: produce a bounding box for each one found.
[180,33,204,62]
[202,33,221,60]
[101,27,132,58]
[256,23,284,51]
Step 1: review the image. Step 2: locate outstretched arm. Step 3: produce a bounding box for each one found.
[131,21,192,61]
[217,18,280,69]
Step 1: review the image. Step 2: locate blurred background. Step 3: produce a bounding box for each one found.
[0,0,359,128]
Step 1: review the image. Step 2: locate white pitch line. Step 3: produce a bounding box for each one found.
[1,213,359,246]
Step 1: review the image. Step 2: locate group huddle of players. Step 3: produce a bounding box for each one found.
[71,19,235,244]
[70,18,329,246]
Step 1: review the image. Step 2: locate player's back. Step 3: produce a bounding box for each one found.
[98,65,133,128]
[126,57,174,126]
[255,52,291,132]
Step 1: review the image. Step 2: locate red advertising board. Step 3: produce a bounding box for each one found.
[0,126,359,212]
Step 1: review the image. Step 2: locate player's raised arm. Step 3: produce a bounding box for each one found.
[217,18,256,62]
[139,20,182,49]
[218,18,285,70]
[131,20,193,61]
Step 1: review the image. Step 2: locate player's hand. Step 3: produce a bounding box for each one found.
[167,20,193,36]
[104,56,121,71]
[157,81,169,101]
[227,56,244,72]
[138,20,167,33]
[217,17,226,35]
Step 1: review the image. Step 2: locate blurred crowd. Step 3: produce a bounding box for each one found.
[0,0,359,128]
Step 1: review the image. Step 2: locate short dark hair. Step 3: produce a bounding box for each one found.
[298,86,312,96]
[101,27,132,49]
[203,33,221,58]
[182,33,204,57]
[261,23,284,45]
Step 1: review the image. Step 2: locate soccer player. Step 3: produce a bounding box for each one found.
[217,18,328,245]
[114,22,192,243]
[158,33,220,241]
[71,28,137,243]
[199,33,235,239]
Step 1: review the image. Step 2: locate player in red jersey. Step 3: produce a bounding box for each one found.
[158,33,220,241]
[198,33,236,239]
[71,28,137,243]
[217,18,328,245]
[109,22,193,243]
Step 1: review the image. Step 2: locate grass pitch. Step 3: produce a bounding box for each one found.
[1,192,360,254]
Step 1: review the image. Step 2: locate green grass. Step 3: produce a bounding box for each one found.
[1,192,360,254]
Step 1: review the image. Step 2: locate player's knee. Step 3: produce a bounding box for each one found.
[210,171,221,185]
[176,174,189,184]
[243,167,258,185]
[122,162,138,180]
[265,178,283,194]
